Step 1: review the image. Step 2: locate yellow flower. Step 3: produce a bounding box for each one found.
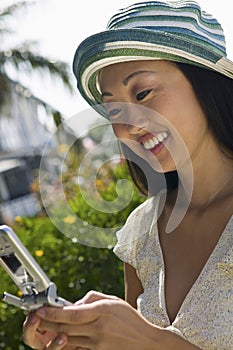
[63,215,76,224]
[35,250,44,257]
[96,179,103,191]
[58,144,69,154]
[17,290,23,298]
[15,216,23,224]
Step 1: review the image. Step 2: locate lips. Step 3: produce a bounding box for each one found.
[141,132,168,150]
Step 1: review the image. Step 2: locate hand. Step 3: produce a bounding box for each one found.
[23,312,56,349]
[23,291,200,350]
[34,291,163,350]
[22,292,121,350]
[23,312,73,350]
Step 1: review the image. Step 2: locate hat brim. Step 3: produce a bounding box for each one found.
[73,28,233,113]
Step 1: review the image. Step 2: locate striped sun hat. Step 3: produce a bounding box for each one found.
[73,0,233,115]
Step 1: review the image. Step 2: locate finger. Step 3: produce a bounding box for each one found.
[44,334,67,349]
[23,313,58,349]
[23,313,44,349]
[40,319,95,337]
[23,312,40,329]
[36,302,102,324]
[47,334,92,350]
[75,290,120,305]
[66,335,94,348]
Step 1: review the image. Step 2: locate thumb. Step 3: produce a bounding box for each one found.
[75,290,120,305]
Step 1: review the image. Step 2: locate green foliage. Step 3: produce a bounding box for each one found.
[0,162,145,350]
[0,217,124,350]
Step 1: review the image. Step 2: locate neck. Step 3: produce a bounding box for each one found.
[176,148,233,210]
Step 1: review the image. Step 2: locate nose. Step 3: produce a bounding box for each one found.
[121,103,149,134]
[126,123,144,135]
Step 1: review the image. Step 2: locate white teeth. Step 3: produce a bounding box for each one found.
[142,132,168,150]
[157,133,164,142]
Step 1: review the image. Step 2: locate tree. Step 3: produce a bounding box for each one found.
[0,1,74,118]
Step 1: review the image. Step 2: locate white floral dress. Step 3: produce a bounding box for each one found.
[113,195,233,350]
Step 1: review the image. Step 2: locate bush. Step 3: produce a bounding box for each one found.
[0,162,145,349]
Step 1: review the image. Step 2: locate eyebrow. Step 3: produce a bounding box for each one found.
[123,70,156,85]
[101,70,156,99]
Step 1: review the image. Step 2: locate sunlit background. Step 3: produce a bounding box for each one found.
[0,4,232,348]
[1,0,233,125]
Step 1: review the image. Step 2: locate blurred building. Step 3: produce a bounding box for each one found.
[0,83,59,223]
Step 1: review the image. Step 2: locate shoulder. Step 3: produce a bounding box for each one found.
[118,194,160,236]
[125,194,160,222]
[113,194,161,265]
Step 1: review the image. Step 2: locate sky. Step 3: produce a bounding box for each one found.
[1,0,233,130]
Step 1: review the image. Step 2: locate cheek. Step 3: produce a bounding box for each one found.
[111,123,126,139]
[164,86,207,135]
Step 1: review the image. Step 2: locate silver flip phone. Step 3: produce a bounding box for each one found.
[0,225,72,311]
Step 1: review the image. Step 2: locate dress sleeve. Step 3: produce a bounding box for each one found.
[165,325,185,338]
[113,197,156,268]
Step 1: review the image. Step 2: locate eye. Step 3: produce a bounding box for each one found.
[136,89,152,101]
[102,104,121,119]
[107,107,122,120]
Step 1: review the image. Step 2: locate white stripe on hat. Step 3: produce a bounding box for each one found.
[116,20,225,48]
[114,9,224,36]
[81,41,233,101]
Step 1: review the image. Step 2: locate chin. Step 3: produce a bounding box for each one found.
[149,159,177,174]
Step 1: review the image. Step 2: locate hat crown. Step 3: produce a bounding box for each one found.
[73,0,233,110]
[107,1,226,55]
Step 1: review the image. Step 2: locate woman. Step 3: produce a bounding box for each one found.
[23,1,233,349]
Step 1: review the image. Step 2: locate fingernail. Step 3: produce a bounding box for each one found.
[36,308,46,317]
[56,337,65,345]
[29,313,37,324]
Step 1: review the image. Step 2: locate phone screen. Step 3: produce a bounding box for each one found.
[1,253,34,291]
[1,253,21,273]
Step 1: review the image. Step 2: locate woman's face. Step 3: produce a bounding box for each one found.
[99,60,212,173]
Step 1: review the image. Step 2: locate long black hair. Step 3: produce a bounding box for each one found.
[120,63,233,196]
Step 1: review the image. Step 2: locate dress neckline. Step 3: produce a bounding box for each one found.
[152,195,233,325]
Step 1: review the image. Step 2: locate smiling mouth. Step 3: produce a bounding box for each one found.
[142,132,168,150]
